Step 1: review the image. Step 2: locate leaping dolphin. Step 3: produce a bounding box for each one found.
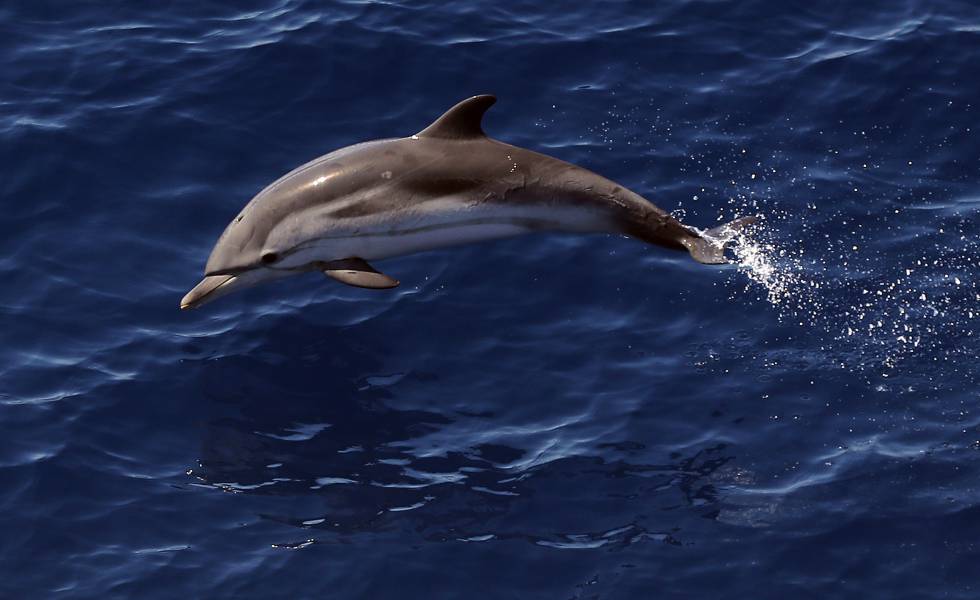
[181,95,756,310]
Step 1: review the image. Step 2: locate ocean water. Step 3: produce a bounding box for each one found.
[3,0,980,597]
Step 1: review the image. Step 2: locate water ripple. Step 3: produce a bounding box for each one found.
[3,0,980,597]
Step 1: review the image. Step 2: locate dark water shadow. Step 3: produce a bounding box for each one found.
[185,313,739,549]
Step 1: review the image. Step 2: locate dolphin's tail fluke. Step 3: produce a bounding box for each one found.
[680,215,759,265]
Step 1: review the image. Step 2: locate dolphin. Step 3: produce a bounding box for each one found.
[181,94,756,310]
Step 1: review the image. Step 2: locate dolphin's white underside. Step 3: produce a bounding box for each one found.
[275,198,613,268]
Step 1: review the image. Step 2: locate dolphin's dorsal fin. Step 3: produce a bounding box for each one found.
[416,95,496,140]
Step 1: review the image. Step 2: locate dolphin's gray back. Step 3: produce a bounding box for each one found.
[256,133,672,235]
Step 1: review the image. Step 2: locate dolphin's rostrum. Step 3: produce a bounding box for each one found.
[181,95,757,309]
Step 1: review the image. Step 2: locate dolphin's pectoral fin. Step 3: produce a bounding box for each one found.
[320,258,400,290]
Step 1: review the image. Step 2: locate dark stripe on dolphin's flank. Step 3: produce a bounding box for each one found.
[282,215,575,260]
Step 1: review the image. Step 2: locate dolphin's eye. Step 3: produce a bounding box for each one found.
[261,252,280,265]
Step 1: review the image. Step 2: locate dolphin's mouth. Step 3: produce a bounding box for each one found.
[181,267,304,310]
[204,266,250,277]
[180,275,237,310]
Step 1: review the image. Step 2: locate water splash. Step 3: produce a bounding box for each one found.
[728,216,822,317]
[726,215,978,373]
[574,102,978,376]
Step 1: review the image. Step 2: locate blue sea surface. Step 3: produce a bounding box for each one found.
[3,0,980,597]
